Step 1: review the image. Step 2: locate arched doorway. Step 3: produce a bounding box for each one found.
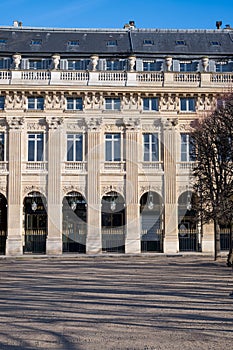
[101,191,125,253]
[23,191,47,254]
[62,191,87,253]
[140,191,163,252]
[0,193,7,255]
[178,191,200,251]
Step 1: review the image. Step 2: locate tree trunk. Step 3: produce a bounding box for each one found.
[214,220,221,260]
[227,222,233,267]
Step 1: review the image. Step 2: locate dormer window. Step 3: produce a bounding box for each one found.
[211,41,221,46]
[67,40,79,46]
[31,40,42,46]
[143,39,154,46]
[176,40,186,46]
[106,40,117,47]
[0,39,7,45]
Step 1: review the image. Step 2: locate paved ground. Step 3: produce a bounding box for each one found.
[0,255,232,350]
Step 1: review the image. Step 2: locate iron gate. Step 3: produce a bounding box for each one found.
[179,229,199,251]
[24,229,47,254]
[0,230,6,254]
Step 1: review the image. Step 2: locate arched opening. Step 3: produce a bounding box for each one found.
[178,191,200,251]
[62,191,87,253]
[23,191,47,254]
[101,191,125,253]
[140,191,163,252]
[0,193,7,255]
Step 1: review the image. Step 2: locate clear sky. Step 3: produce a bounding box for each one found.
[0,0,232,30]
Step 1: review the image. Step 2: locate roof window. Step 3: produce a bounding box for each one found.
[211,41,221,46]
[143,39,154,45]
[175,40,186,46]
[31,40,42,46]
[0,39,7,44]
[67,40,79,46]
[106,40,117,47]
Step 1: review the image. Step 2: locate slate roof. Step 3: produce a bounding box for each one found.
[0,25,232,58]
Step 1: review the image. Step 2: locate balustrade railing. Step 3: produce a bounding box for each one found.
[136,72,164,83]
[98,72,127,81]
[64,161,87,172]
[174,73,200,83]
[0,162,8,172]
[141,162,163,171]
[103,161,125,172]
[21,71,51,80]
[24,161,48,171]
[60,71,89,81]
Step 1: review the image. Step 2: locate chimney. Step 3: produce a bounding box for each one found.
[216,21,222,29]
[13,20,19,27]
[129,20,135,28]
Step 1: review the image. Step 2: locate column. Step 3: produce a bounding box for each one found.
[46,116,63,254]
[86,118,102,254]
[6,116,24,255]
[163,118,179,253]
[124,118,141,253]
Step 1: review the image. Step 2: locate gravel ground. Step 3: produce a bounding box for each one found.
[0,255,232,350]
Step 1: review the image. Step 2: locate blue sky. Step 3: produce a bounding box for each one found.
[0,0,232,30]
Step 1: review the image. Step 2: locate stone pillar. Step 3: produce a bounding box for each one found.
[202,222,215,254]
[163,118,179,253]
[6,117,24,255]
[46,116,63,255]
[86,118,102,254]
[124,118,141,253]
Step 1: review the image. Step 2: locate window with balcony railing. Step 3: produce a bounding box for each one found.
[67,134,83,161]
[143,133,159,162]
[105,134,121,161]
[28,133,44,161]
[180,133,195,162]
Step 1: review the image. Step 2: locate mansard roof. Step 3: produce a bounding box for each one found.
[0,25,233,57]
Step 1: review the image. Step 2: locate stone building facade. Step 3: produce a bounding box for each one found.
[0,20,232,255]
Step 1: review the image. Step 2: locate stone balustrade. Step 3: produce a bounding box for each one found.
[0,70,232,88]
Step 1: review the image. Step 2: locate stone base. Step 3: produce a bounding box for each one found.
[6,237,23,256]
[163,237,179,254]
[125,239,140,254]
[86,237,102,254]
[46,237,62,255]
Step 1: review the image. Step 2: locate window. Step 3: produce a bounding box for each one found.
[105,98,121,111]
[180,98,195,112]
[67,41,79,47]
[0,39,7,44]
[175,40,186,46]
[28,133,44,161]
[0,133,4,161]
[28,97,44,110]
[143,61,162,71]
[67,60,89,70]
[216,61,233,72]
[143,134,159,162]
[0,58,10,69]
[66,97,83,111]
[106,60,127,71]
[106,40,117,47]
[67,134,83,161]
[31,40,42,46]
[105,134,121,161]
[180,61,192,72]
[181,134,195,161]
[0,96,5,110]
[143,39,154,45]
[29,60,42,70]
[143,97,159,111]
[211,41,221,46]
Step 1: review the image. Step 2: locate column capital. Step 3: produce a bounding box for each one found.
[162,117,178,130]
[46,116,63,129]
[85,117,102,131]
[123,117,140,130]
[6,116,24,129]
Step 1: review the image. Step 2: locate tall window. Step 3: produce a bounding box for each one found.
[105,98,121,111]
[180,98,195,112]
[67,60,89,70]
[0,96,5,110]
[106,60,127,71]
[66,97,83,111]
[28,134,44,161]
[0,133,4,161]
[181,134,195,161]
[28,97,44,110]
[143,97,159,111]
[105,134,121,161]
[143,134,159,162]
[67,134,83,161]
[143,61,162,71]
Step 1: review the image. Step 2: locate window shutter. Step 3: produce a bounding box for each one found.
[98,59,107,71]
[60,59,68,70]
[21,59,29,70]
[209,60,215,72]
[173,60,180,72]
[136,59,143,71]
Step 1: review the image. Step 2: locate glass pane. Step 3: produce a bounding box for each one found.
[67,140,74,161]
[75,136,83,161]
[75,98,83,110]
[0,134,4,161]
[105,141,112,161]
[151,98,158,111]
[37,136,44,161]
[143,98,150,110]
[114,139,121,161]
[180,99,186,111]
[28,140,35,161]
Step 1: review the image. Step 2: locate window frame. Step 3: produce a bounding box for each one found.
[180,133,195,162]
[105,97,121,111]
[66,97,83,111]
[105,133,121,162]
[0,133,5,161]
[0,96,5,110]
[180,97,195,112]
[27,133,44,162]
[66,134,83,162]
[143,97,159,112]
[143,133,159,162]
[27,97,44,111]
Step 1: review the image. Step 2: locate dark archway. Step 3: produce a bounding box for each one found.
[0,193,7,255]
[62,191,87,253]
[101,191,125,253]
[178,191,199,252]
[23,191,47,254]
[140,191,163,252]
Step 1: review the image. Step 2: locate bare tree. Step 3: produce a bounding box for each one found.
[191,94,233,262]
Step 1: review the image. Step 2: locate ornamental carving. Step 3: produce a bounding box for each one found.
[27,121,46,131]
[101,184,124,198]
[123,117,140,130]
[0,184,7,197]
[23,185,46,197]
[140,185,163,198]
[162,117,178,130]
[63,184,86,198]
[85,117,102,131]
[6,116,24,129]
[66,120,85,131]
[46,116,63,129]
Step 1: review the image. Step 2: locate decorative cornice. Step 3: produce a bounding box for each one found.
[6,116,24,129]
